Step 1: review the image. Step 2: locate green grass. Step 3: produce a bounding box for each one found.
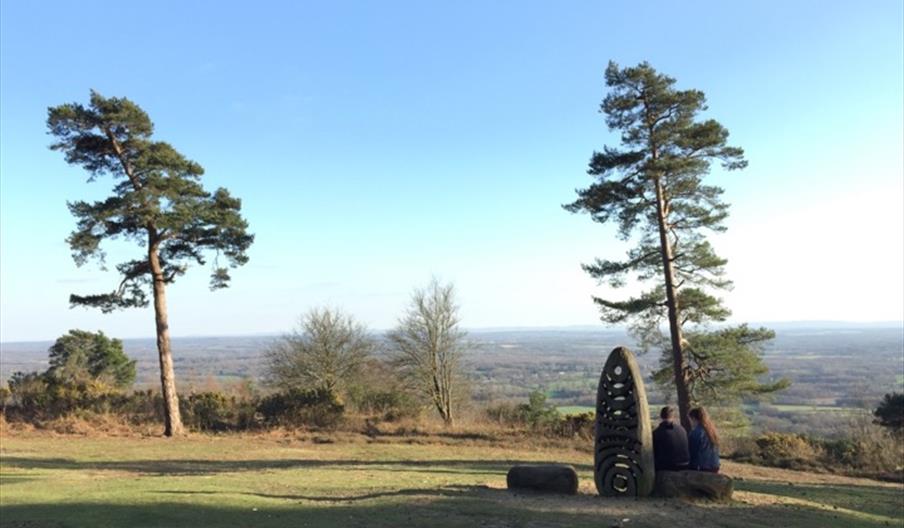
[1,433,901,528]
[767,404,861,414]
[735,480,903,521]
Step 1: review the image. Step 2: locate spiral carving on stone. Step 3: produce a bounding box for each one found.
[594,346,654,497]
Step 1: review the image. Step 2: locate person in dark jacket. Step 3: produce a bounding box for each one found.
[652,406,690,471]
[688,406,721,472]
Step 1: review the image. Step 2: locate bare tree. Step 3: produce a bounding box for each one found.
[264,308,375,394]
[388,279,468,426]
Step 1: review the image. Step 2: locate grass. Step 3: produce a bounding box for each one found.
[767,404,862,414]
[555,405,594,415]
[1,431,902,528]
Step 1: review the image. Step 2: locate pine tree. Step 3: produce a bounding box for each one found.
[47,91,253,436]
[565,61,774,427]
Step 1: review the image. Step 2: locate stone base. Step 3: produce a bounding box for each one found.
[653,470,733,501]
[506,464,579,495]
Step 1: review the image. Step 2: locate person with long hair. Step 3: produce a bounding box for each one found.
[688,407,721,472]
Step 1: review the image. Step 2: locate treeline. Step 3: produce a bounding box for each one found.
[3,279,589,437]
[2,279,460,429]
[4,327,902,480]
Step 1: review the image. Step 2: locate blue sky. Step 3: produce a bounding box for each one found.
[1,1,902,341]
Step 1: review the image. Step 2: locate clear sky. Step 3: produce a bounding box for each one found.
[1,1,902,341]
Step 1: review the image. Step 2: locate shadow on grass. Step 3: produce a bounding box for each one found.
[155,483,493,502]
[1,495,897,528]
[363,427,499,442]
[0,456,592,477]
[0,474,38,485]
[735,479,904,520]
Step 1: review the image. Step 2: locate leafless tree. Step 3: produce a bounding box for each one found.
[388,279,469,425]
[265,308,375,394]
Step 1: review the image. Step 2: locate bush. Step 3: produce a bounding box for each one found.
[485,391,560,429]
[484,393,592,438]
[733,423,904,479]
[0,386,10,414]
[485,401,524,426]
[348,387,421,422]
[257,388,344,428]
[823,415,904,478]
[7,372,51,417]
[520,391,560,428]
[114,389,164,424]
[181,392,237,432]
[874,392,904,432]
[753,432,822,469]
[6,372,127,420]
[47,330,136,389]
[551,412,595,439]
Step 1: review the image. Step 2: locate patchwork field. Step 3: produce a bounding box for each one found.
[1,432,901,528]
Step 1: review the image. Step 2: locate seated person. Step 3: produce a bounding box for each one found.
[652,405,690,471]
[688,406,721,473]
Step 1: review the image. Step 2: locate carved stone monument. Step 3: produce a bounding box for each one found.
[594,346,655,497]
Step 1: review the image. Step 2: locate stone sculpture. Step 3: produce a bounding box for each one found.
[594,346,655,497]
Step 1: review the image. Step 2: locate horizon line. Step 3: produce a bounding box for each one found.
[1,319,902,345]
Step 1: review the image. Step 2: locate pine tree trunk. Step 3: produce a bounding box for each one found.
[148,243,184,437]
[653,177,692,430]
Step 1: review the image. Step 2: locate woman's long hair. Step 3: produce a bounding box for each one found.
[689,407,720,448]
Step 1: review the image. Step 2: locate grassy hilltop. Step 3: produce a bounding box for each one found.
[1,431,901,528]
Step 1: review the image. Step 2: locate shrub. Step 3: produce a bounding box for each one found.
[7,372,50,417]
[257,388,344,428]
[874,392,904,432]
[551,412,595,439]
[484,392,589,438]
[735,424,903,479]
[348,387,421,422]
[264,308,375,394]
[181,392,237,432]
[520,391,560,428]
[114,390,164,424]
[824,415,904,478]
[0,386,10,414]
[7,372,125,420]
[753,432,822,469]
[46,330,136,389]
[485,401,524,426]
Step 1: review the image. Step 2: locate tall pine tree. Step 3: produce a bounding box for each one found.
[48,91,253,436]
[565,61,781,428]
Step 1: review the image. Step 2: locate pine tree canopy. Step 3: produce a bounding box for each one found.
[565,61,746,341]
[652,325,789,406]
[47,91,253,312]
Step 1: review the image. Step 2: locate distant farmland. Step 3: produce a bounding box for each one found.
[2,326,901,436]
